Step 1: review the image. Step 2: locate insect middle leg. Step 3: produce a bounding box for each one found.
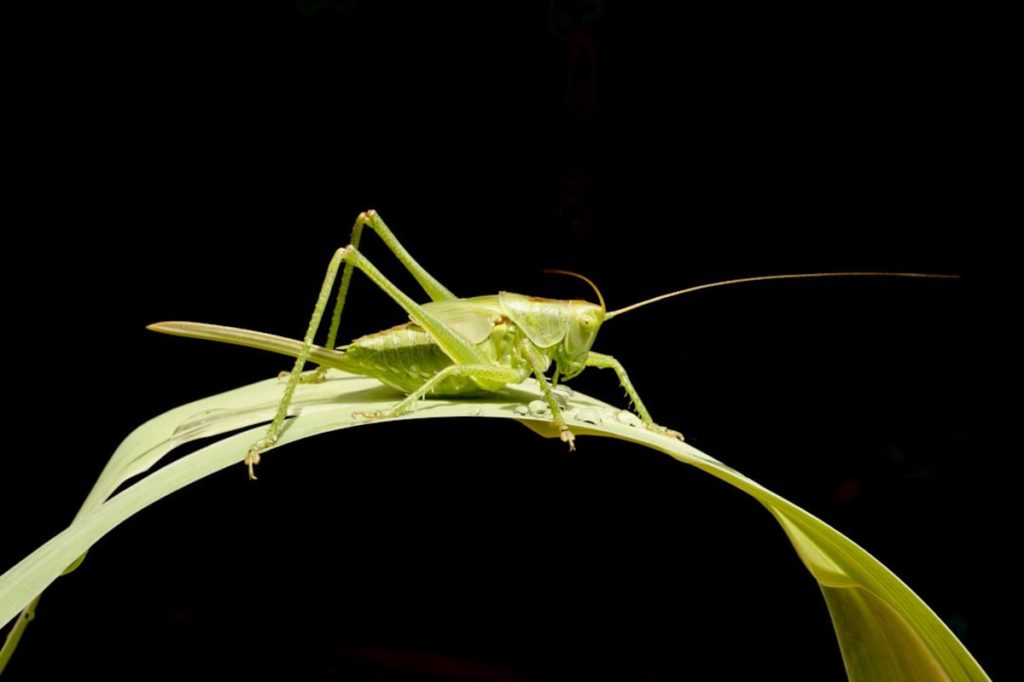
[520,339,577,449]
[376,354,576,450]
[380,363,529,416]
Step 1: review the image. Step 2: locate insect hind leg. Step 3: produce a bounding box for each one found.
[245,245,354,478]
[249,243,495,478]
[314,210,458,381]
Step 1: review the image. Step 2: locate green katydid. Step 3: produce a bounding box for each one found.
[148,210,956,479]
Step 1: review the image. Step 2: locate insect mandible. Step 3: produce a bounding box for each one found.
[148,210,954,479]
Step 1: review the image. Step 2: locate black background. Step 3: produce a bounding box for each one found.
[2,2,1004,680]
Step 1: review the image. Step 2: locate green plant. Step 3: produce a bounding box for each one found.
[0,367,989,679]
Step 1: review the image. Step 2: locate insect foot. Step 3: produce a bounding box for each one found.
[650,423,685,441]
[560,427,577,451]
[277,369,328,385]
[613,411,684,441]
[651,425,684,440]
[245,434,281,480]
[244,447,262,480]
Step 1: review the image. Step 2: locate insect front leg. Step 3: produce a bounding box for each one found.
[584,351,684,440]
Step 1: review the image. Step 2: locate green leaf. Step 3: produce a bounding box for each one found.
[0,371,989,680]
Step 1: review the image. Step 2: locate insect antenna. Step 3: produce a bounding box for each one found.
[544,269,606,313]
[603,272,959,319]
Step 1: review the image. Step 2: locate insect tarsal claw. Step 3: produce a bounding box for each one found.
[245,450,261,480]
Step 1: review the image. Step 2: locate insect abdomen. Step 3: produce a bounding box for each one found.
[343,321,520,397]
[343,323,463,394]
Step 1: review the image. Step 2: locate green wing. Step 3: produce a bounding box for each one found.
[421,296,504,345]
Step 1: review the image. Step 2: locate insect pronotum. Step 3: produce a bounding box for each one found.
[148,210,956,479]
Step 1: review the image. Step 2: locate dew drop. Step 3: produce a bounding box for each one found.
[528,400,551,416]
[552,385,573,407]
[616,410,643,427]
[573,407,604,425]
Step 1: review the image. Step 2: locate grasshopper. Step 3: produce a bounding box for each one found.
[149,210,954,479]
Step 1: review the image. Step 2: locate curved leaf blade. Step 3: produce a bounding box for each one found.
[0,370,989,680]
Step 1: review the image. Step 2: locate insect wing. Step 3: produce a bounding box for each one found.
[420,296,504,344]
